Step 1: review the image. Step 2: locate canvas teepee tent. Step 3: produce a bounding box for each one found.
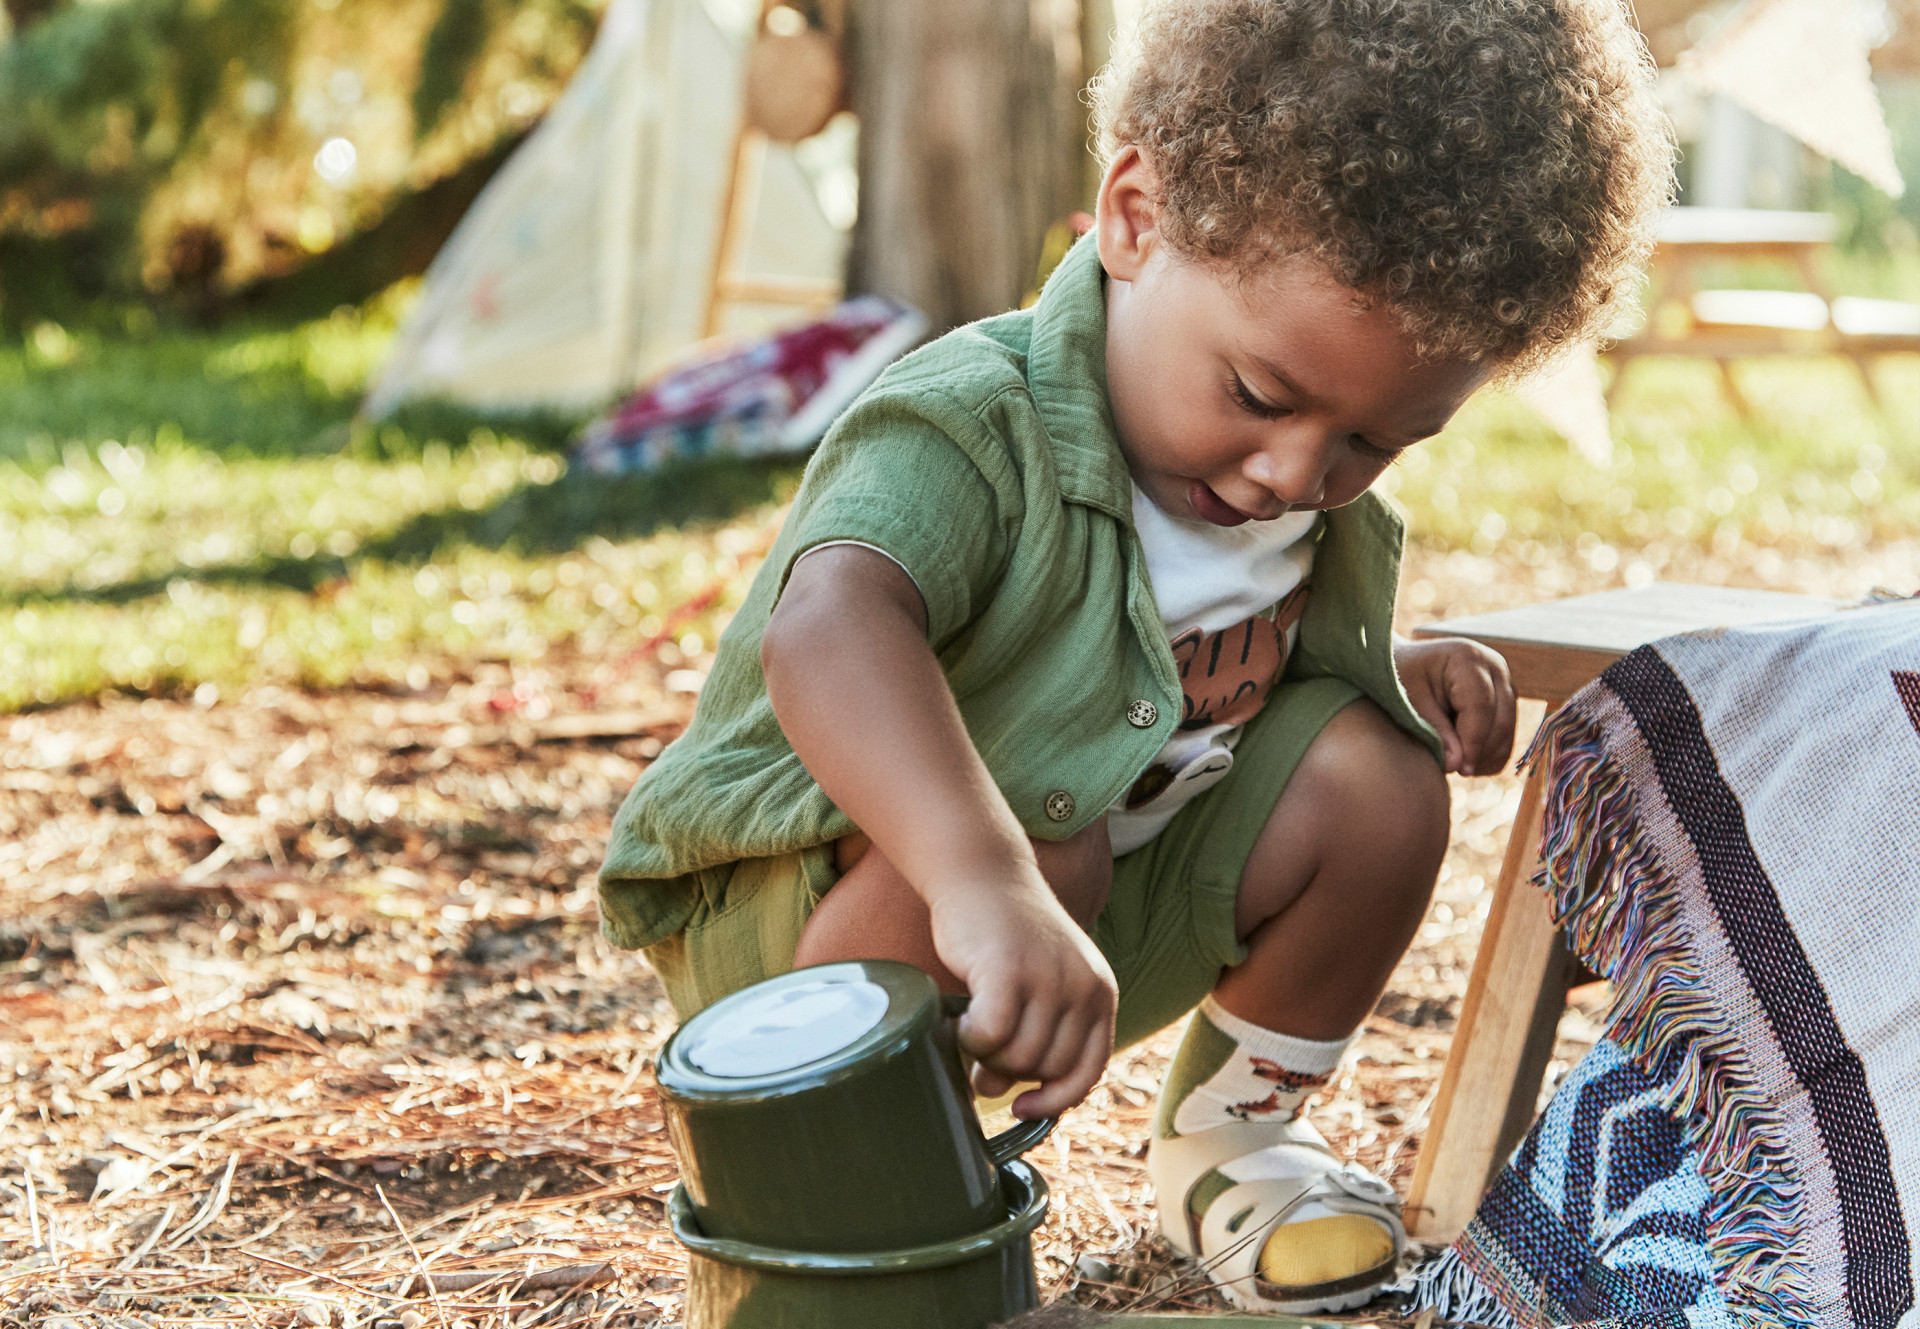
[364,0,846,418]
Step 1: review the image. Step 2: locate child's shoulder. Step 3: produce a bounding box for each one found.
[855,306,1041,420]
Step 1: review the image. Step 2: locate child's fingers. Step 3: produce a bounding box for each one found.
[956,986,1022,1062]
[1406,687,1465,774]
[970,1062,1017,1100]
[996,990,1113,1117]
[1449,687,1494,777]
[1026,1006,1100,1087]
[1449,653,1516,776]
[1482,666,1518,771]
[978,995,1073,1085]
[1014,1024,1112,1118]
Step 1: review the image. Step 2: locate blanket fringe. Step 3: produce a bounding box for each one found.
[1395,1247,1522,1329]
[1521,703,1817,1328]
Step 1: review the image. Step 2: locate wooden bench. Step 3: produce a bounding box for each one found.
[1401,582,1842,1242]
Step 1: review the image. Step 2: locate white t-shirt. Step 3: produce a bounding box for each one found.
[1105,488,1317,856]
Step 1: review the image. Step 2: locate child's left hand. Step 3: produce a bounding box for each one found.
[1392,637,1517,776]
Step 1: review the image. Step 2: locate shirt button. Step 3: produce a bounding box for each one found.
[1126,699,1159,728]
[1044,790,1075,822]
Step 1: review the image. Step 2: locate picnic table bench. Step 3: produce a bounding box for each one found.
[1603,206,1920,412]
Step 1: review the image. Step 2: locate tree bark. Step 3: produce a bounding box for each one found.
[845,0,1086,332]
[1080,0,1117,205]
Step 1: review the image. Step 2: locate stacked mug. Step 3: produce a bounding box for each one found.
[657,960,1056,1329]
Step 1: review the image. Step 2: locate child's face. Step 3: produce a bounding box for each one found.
[1096,149,1488,527]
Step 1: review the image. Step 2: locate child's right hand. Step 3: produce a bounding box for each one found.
[930,873,1118,1119]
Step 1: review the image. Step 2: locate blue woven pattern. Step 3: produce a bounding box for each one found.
[1405,1039,1733,1329]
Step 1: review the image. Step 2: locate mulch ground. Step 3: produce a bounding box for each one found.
[5,534,1913,1328]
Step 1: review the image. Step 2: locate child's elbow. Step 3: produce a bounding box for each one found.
[761,604,792,682]
[760,590,817,688]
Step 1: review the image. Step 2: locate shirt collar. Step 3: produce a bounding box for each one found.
[1025,232,1135,521]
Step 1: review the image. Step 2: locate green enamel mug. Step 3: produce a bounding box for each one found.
[655,960,1056,1252]
[671,1157,1048,1329]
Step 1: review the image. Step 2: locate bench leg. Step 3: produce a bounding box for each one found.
[1404,766,1575,1243]
[1715,359,1754,419]
[1847,351,1886,411]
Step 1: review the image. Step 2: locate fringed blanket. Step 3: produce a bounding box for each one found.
[1406,602,1920,1329]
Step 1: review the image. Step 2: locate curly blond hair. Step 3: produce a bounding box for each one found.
[1091,0,1675,372]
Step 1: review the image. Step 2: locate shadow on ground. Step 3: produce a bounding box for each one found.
[1,454,804,606]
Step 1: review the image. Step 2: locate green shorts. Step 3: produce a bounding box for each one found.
[641,676,1363,1049]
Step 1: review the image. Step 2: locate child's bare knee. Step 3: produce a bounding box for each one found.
[1304,701,1450,865]
[834,824,1111,930]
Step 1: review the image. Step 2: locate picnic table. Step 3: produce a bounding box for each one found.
[1603,206,1920,411]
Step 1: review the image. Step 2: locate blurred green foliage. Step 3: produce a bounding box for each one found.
[0,0,297,316]
[0,0,601,329]
[414,0,498,139]
[1379,357,1918,554]
[1818,80,1920,259]
[0,292,804,709]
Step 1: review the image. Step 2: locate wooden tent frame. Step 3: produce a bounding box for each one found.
[701,0,847,337]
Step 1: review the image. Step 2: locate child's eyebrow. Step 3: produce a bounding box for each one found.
[1247,355,1317,406]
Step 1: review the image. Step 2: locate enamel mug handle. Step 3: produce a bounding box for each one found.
[941,994,1060,1164]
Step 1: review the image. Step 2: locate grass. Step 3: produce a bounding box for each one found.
[1,282,1916,713]
[1379,355,1919,555]
[1,300,803,710]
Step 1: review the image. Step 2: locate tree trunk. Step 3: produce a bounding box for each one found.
[845,0,1086,332]
[1080,0,1117,206]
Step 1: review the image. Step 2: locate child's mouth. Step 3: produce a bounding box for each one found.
[1188,481,1257,527]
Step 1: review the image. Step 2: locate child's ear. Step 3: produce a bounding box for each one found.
[1095,145,1161,283]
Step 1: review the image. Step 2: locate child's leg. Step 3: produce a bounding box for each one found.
[1152,699,1447,1312]
[1222,698,1448,1035]
[792,819,1115,991]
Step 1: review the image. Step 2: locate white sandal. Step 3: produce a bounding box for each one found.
[1148,1116,1405,1313]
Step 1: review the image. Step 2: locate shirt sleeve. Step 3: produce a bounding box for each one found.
[772,387,1015,646]
[793,541,923,597]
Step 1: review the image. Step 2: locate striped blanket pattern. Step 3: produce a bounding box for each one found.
[1406,602,1920,1329]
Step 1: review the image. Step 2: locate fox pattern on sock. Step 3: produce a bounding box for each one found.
[1229,1059,1335,1121]
[1162,999,1353,1138]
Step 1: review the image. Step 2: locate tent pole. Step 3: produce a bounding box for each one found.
[703,125,767,339]
[703,0,781,339]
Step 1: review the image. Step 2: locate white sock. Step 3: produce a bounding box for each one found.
[1169,996,1353,1137]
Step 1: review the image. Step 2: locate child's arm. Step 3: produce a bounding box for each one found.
[764,544,1118,1117]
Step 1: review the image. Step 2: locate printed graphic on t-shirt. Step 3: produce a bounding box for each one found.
[1173,615,1282,730]
[1123,583,1310,811]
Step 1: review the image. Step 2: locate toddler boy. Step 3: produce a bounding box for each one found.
[600,0,1672,1310]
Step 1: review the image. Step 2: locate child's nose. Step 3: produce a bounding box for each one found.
[1246,432,1330,509]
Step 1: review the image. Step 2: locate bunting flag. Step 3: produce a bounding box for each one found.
[1513,347,1614,468]
[1680,0,1906,198]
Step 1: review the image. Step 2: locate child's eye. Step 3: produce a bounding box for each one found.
[1228,374,1289,420]
[1348,434,1404,463]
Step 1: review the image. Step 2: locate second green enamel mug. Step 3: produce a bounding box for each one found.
[655,960,1055,1252]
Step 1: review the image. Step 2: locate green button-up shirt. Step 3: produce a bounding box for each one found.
[598,235,1436,951]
